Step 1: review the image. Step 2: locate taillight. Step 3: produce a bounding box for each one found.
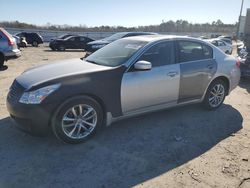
[236,59,241,68]
[1,28,14,46]
[8,38,14,46]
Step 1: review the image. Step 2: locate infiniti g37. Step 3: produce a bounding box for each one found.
[7,35,241,144]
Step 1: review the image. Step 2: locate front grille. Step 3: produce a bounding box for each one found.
[7,80,25,103]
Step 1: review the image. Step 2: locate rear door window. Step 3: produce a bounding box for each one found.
[177,41,213,63]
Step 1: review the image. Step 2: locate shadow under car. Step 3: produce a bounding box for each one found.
[0,104,243,188]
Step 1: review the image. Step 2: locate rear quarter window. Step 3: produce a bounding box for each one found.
[177,41,213,63]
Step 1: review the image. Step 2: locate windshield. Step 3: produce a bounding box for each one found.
[103,33,128,42]
[85,39,147,67]
[64,36,75,40]
[58,34,72,39]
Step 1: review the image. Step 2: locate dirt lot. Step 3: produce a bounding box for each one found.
[0,45,250,188]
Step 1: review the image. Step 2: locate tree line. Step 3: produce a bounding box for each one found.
[0,20,236,33]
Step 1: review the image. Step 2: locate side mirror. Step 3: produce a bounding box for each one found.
[134,60,152,71]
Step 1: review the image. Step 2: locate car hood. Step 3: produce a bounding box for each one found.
[88,40,110,45]
[16,58,112,89]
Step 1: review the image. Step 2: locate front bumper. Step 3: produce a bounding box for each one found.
[49,42,56,49]
[6,81,56,136]
[6,100,54,136]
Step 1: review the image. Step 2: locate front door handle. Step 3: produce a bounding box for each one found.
[167,71,178,77]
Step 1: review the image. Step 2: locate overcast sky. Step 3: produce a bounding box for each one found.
[1,0,250,27]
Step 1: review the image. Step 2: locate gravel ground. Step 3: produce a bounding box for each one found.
[0,45,249,188]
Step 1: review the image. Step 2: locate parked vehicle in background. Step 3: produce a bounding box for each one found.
[49,35,94,51]
[50,34,76,41]
[239,46,248,57]
[7,35,240,143]
[15,32,43,47]
[218,36,232,40]
[237,43,245,55]
[239,53,250,78]
[86,32,157,54]
[0,28,21,67]
[205,39,233,54]
[19,37,28,48]
[211,34,221,38]
[218,36,232,45]
[199,36,209,39]
[12,35,20,45]
[12,35,28,48]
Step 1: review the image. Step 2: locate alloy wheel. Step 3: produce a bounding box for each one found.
[208,84,225,108]
[61,104,97,139]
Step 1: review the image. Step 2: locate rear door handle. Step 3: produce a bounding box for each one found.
[167,71,178,77]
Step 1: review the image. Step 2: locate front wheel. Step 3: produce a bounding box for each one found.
[58,45,65,51]
[52,96,103,144]
[203,80,227,110]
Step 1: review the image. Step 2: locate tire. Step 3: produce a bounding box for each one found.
[0,53,4,67]
[58,45,65,51]
[32,41,38,47]
[20,42,27,48]
[202,79,227,110]
[52,96,104,144]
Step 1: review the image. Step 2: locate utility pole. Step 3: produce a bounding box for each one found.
[236,0,244,40]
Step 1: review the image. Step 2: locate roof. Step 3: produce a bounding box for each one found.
[124,35,199,42]
[120,31,157,35]
[204,38,223,42]
[123,35,217,50]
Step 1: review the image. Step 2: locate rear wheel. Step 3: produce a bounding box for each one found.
[52,96,103,144]
[203,79,227,110]
[32,41,38,47]
[0,53,4,67]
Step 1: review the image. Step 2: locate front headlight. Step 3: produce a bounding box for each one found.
[19,84,61,104]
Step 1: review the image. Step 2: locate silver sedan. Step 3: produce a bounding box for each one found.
[7,35,241,143]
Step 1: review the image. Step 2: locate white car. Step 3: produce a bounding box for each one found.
[205,39,233,54]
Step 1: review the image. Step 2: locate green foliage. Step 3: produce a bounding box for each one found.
[0,20,236,33]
